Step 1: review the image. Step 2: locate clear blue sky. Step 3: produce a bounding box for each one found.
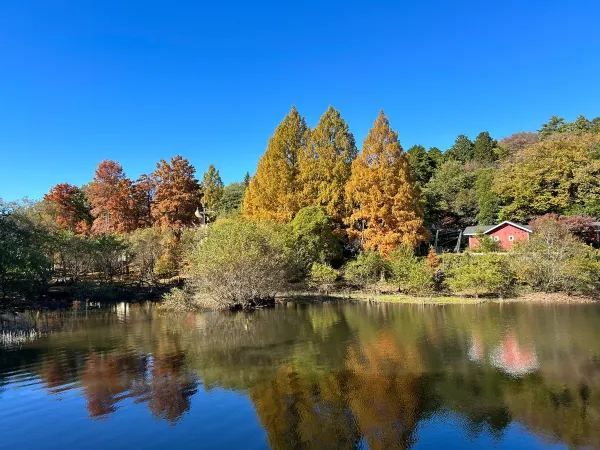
[1,1,599,201]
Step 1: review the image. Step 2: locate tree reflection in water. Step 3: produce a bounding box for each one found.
[1,301,599,449]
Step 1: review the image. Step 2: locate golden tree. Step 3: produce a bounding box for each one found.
[152,155,201,230]
[298,106,357,221]
[243,107,308,222]
[345,112,426,255]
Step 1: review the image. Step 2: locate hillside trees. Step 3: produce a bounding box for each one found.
[495,133,600,221]
[345,112,426,255]
[243,107,308,221]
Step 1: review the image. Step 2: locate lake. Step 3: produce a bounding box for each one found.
[1,301,599,449]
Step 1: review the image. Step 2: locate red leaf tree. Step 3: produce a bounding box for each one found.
[151,156,201,231]
[87,160,139,234]
[44,183,92,233]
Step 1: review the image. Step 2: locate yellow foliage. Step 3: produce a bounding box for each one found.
[345,112,426,255]
[242,107,308,222]
[297,106,357,221]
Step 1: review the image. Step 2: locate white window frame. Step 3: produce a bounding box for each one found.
[508,235,514,241]
[493,236,500,242]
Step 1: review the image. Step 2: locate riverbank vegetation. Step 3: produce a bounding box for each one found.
[1,109,599,308]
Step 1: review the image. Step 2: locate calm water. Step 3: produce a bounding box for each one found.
[1,301,599,450]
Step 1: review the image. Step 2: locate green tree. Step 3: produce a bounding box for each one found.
[539,115,567,138]
[406,145,435,185]
[201,164,224,210]
[216,182,246,215]
[475,168,499,225]
[0,202,52,298]
[243,107,308,222]
[446,135,474,162]
[473,131,498,163]
[298,106,357,220]
[424,160,477,227]
[286,206,342,275]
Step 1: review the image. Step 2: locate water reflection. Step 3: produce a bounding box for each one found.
[1,302,599,449]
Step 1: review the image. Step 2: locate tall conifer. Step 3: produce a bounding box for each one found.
[243,107,308,222]
[298,106,357,221]
[345,112,426,255]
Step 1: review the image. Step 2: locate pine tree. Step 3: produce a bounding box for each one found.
[473,131,498,163]
[447,135,474,162]
[152,155,201,230]
[345,112,426,255]
[201,164,224,210]
[243,107,308,222]
[297,106,357,220]
[243,172,251,187]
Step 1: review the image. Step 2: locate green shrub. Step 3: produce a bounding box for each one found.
[286,206,342,277]
[0,203,52,298]
[344,251,389,285]
[446,253,515,297]
[475,234,501,253]
[512,218,600,295]
[389,246,435,295]
[185,217,289,309]
[309,262,339,291]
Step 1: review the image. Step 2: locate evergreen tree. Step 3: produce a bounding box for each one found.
[298,106,357,220]
[475,168,499,224]
[345,112,426,255]
[446,135,474,162]
[216,182,245,214]
[539,115,567,138]
[428,147,444,167]
[152,155,201,230]
[243,107,308,222]
[473,131,498,163]
[243,172,251,187]
[201,164,224,210]
[406,145,435,185]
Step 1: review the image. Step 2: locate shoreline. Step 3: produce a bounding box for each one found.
[279,290,598,305]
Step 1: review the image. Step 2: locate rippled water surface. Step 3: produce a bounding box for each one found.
[1,301,599,449]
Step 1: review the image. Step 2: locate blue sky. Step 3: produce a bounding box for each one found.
[1,0,599,201]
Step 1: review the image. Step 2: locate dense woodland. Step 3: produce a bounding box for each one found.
[1,109,599,305]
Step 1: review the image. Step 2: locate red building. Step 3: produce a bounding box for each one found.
[464,221,532,251]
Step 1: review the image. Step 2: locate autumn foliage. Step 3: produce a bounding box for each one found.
[243,107,308,222]
[87,160,139,234]
[297,106,357,221]
[44,183,92,233]
[151,156,201,230]
[345,112,426,255]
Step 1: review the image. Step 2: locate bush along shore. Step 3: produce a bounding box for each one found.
[1,110,599,310]
[161,211,599,311]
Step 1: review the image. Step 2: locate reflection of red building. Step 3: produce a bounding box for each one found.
[464,221,532,251]
[490,334,538,377]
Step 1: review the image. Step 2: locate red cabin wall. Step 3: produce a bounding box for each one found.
[468,224,530,250]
